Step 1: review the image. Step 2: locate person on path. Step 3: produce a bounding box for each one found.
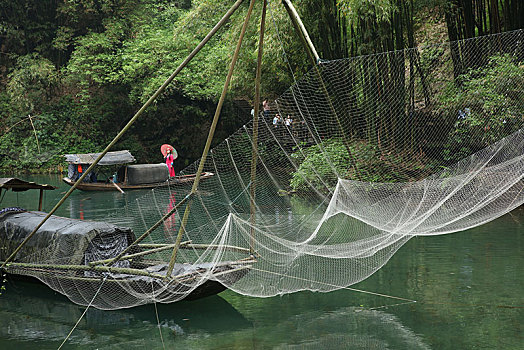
[263,99,270,119]
[273,113,281,128]
[165,149,176,177]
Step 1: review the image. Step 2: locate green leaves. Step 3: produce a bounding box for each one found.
[6,54,59,115]
[290,137,435,192]
[439,54,524,163]
[337,0,397,22]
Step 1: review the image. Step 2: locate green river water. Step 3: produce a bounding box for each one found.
[0,174,522,349]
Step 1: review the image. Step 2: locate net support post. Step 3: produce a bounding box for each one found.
[0,0,246,271]
[165,0,259,278]
[249,0,268,254]
[282,0,320,65]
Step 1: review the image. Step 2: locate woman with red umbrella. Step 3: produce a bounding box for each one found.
[161,144,177,177]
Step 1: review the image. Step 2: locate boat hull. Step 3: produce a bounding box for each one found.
[62,172,214,191]
[4,262,250,309]
[0,209,252,309]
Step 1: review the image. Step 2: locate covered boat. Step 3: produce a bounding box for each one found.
[0,208,253,309]
[0,178,253,309]
[62,150,213,191]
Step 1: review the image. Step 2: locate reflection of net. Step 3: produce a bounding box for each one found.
[3,30,524,310]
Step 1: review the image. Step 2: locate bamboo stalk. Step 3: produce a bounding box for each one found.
[112,181,125,193]
[282,0,360,179]
[181,243,252,254]
[281,0,320,63]
[166,0,259,278]
[1,261,165,279]
[170,259,255,282]
[0,0,246,271]
[88,241,192,266]
[137,242,190,249]
[175,265,252,284]
[249,0,268,254]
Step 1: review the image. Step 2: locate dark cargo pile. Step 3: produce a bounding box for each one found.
[0,211,135,267]
[126,164,169,185]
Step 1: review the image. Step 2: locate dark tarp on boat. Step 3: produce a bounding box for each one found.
[126,164,169,185]
[64,150,136,166]
[0,210,136,267]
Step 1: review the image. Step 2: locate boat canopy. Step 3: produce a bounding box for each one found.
[0,178,56,192]
[0,211,135,267]
[64,150,136,166]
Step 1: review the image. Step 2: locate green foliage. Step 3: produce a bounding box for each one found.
[0,95,101,173]
[337,0,397,22]
[6,54,59,115]
[290,138,349,192]
[290,138,435,192]
[439,55,524,163]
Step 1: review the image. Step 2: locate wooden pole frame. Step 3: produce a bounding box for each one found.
[0,0,246,270]
[165,0,259,278]
[282,0,360,179]
[249,0,268,254]
[281,0,320,65]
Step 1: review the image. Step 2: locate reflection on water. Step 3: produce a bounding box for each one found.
[0,280,432,350]
[0,174,522,349]
[0,279,251,350]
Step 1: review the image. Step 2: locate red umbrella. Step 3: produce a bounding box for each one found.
[161,144,178,159]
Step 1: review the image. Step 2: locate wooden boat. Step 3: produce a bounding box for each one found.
[63,172,214,191]
[0,179,253,309]
[62,150,214,191]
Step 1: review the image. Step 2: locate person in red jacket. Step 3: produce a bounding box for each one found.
[165,149,176,177]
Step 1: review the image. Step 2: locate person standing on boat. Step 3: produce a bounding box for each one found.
[165,149,176,177]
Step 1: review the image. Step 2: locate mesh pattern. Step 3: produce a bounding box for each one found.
[2,30,524,309]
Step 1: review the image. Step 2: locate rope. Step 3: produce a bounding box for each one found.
[151,281,166,349]
[250,266,417,303]
[57,275,108,350]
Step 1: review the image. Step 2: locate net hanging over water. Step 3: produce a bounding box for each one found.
[2,29,523,310]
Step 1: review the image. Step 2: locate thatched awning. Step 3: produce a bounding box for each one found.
[0,178,56,192]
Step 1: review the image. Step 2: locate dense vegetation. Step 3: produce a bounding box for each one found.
[0,0,523,174]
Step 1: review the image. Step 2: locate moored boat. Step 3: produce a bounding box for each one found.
[0,178,254,309]
[62,150,213,191]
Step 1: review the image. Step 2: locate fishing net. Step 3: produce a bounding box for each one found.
[2,30,523,309]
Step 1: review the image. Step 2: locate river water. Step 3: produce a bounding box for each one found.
[0,174,522,349]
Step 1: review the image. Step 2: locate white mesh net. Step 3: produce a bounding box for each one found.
[2,29,523,309]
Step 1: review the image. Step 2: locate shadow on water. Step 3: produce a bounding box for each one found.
[0,278,433,350]
[0,279,251,349]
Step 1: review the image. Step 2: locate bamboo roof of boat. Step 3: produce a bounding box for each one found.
[64,150,136,165]
[0,178,56,191]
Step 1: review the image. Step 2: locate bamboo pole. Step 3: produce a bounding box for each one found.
[282,0,360,179]
[281,0,320,64]
[106,193,192,266]
[0,0,245,271]
[112,181,125,194]
[88,241,191,266]
[249,0,268,255]
[137,243,186,248]
[1,261,165,279]
[165,0,259,278]
[182,243,252,254]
